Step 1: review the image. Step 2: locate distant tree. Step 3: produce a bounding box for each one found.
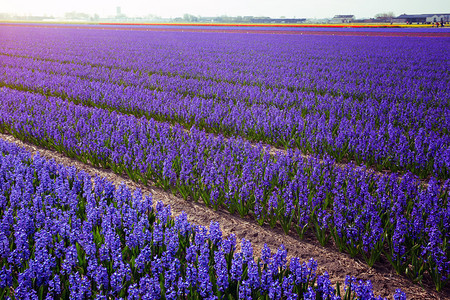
[183,14,198,22]
[144,14,161,21]
[217,15,233,22]
[375,12,395,22]
[65,11,90,20]
[0,13,12,20]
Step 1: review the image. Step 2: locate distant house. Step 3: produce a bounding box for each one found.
[330,15,355,23]
[393,13,450,24]
[426,14,450,23]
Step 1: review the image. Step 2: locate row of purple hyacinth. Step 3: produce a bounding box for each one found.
[0,138,406,299]
[2,53,448,140]
[2,52,448,121]
[0,88,448,291]
[1,64,448,179]
[1,27,448,178]
[1,27,448,106]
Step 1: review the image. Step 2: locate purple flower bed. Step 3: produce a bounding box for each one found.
[0,26,449,178]
[0,88,448,291]
[0,138,408,299]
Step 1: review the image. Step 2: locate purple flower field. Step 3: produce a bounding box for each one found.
[1,25,449,178]
[0,23,449,298]
[2,138,403,299]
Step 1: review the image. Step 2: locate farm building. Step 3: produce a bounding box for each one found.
[426,14,450,23]
[394,13,450,24]
[330,15,355,23]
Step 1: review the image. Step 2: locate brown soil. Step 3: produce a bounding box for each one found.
[1,132,448,299]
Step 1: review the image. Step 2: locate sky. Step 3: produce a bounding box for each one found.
[1,0,449,19]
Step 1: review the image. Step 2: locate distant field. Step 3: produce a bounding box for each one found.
[2,21,450,37]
